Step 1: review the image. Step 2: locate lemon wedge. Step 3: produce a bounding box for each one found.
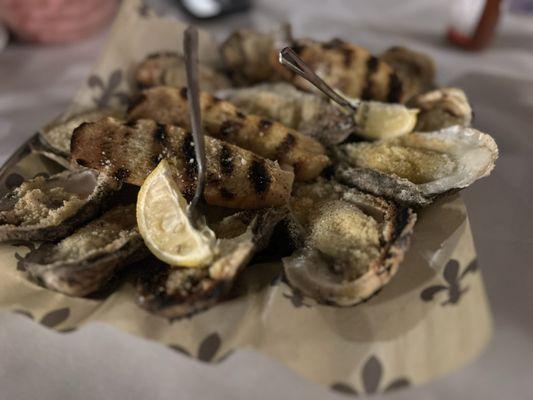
[136,159,217,268]
[355,101,419,140]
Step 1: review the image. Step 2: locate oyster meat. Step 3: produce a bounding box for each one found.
[413,87,473,132]
[137,207,287,318]
[335,125,498,206]
[135,52,231,91]
[0,169,117,242]
[284,179,416,306]
[23,204,148,297]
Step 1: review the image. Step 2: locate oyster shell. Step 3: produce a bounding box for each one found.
[335,125,498,206]
[0,169,117,242]
[284,179,416,306]
[22,204,148,297]
[39,108,122,158]
[413,87,473,132]
[217,82,356,145]
[137,207,287,318]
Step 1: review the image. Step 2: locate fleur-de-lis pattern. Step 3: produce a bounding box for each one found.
[87,70,129,108]
[331,355,411,396]
[12,241,37,271]
[283,288,312,308]
[13,307,73,332]
[4,172,24,190]
[169,332,233,363]
[420,259,478,305]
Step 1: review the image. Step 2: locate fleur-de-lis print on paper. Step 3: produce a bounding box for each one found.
[169,332,233,363]
[13,307,72,332]
[87,70,129,108]
[331,355,411,396]
[420,259,478,306]
[12,240,37,271]
[283,288,312,308]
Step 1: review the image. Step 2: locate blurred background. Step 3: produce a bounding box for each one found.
[0,1,532,400]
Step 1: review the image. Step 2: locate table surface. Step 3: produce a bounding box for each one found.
[1,1,532,399]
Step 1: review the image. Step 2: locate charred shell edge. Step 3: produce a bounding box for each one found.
[335,163,433,207]
[22,234,148,297]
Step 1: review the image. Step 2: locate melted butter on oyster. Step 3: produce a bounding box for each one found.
[308,200,380,280]
[343,141,456,184]
[11,179,86,227]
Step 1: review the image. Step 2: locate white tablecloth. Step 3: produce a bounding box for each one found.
[1,1,532,399]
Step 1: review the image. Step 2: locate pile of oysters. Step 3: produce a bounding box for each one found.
[0,27,497,317]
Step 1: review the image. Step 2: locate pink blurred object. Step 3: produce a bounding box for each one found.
[0,0,119,43]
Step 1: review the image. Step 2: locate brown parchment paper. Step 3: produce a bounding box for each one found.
[0,0,492,394]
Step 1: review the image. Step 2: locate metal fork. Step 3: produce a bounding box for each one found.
[278,47,360,112]
[183,26,206,229]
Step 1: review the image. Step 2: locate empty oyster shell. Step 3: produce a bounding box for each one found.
[413,87,473,132]
[284,180,416,306]
[0,169,117,242]
[39,108,122,157]
[137,207,287,318]
[335,125,498,206]
[22,204,148,297]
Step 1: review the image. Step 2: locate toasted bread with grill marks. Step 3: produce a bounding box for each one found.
[127,86,330,181]
[71,117,294,209]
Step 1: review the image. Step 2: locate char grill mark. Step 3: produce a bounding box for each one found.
[387,72,404,103]
[181,132,197,179]
[248,160,271,195]
[361,55,379,100]
[179,87,188,100]
[219,144,234,175]
[113,167,130,182]
[341,46,354,68]
[322,38,345,50]
[154,123,166,142]
[219,187,235,200]
[276,132,296,157]
[218,120,243,138]
[127,93,147,113]
[258,119,273,132]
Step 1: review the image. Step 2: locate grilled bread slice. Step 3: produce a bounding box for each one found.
[127,86,330,181]
[71,117,293,209]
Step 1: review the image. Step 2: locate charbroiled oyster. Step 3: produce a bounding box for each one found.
[22,204,148,297]
[218,82,356,145]
[39,108,122,157]
[335,125,498,206]
[284,180,416,306]
[413,87,473,132]
[137,207,287,318]
[0,169,117,242]
[219,83,419,144]
[135,52,230,91]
